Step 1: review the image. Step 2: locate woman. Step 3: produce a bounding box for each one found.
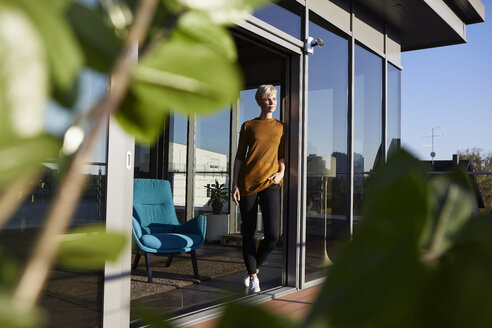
[232,84,285,294]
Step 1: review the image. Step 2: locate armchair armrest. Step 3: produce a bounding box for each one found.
[132,217,143,239]
[175,215,207,238]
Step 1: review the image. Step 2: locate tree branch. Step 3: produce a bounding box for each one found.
[12,0,158,310]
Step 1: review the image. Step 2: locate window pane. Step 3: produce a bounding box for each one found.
[387,63,401,158]
[353,45,383,219]
[306,20,349,282]
[168,114,188,222]
[194,108,231,216]
[134,145,151,178]
[253,1,302,39]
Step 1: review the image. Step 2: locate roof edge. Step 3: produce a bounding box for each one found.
[424,0,467,39]
[467,0,486,23]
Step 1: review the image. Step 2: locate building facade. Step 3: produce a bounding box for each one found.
[1,0,484,327]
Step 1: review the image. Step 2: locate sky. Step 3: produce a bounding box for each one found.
[401,3,492,161]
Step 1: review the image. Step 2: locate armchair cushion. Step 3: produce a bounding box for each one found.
[141,233,203,251]
[132,218,143,239]
[133,204,178,234]
[174,215,207,237]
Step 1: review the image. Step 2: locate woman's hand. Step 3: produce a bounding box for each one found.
[233,185,240,205]
[268,171,284,184]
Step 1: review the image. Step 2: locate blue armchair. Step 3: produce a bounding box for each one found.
[132,179,207,283]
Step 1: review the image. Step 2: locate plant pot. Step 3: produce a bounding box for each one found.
[211,200,223,214]
[205,214,229,242]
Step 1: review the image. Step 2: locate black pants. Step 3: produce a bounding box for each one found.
[239,184,281,275]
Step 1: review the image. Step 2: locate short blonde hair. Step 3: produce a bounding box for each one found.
[255,84,277,104]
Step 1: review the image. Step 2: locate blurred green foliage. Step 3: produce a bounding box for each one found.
[215,149,492,328]
[56,224,128,270]
[0,0,271,326]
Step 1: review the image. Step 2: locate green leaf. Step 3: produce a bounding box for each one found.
[0,135,60,188]
[0,5,48,139]
[132,34,243,116]
[66,3,122,73]
[0,294,45,328]
[175,11,237,61]
[0,248,17,291]
[217,304,299,328]
[51,76,79,109]
[45,0,69,13]
[417,215,492,328]
[13,0,83,93]
[422,170,476,260]
[363,149,431,241]
[57,224,127,270]
[179,0,273,25]
[116,90,168,145]
[305,149,431,328]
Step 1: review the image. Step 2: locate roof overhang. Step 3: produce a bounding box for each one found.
[355,0,485,51]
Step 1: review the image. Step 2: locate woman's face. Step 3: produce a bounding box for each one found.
[258,92,277,114]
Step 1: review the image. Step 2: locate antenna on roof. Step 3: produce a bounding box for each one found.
[421,126,444,165]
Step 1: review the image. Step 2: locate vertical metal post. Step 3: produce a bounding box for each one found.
[230,100,239,233]
[298,3,309,290]
[382,24,388,163]
[162,114,171,180]
[284,53,302,288]
[347,3,355,239]
[103,43,137,328]
[185,115,196,222]
[104,116,134,327]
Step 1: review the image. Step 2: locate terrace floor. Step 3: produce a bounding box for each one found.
[187,285,322,328]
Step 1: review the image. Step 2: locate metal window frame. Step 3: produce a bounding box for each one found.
[103,117,135,327]
[102,45,137,327]
[185,115,196,221]
[229,100,239,234]
[383,25,389,163]
[348,8,356,238]
[108,0,405,325]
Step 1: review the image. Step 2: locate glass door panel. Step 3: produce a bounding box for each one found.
[168,113,189,223]
[353,45,383,223]
[305,19,349,282]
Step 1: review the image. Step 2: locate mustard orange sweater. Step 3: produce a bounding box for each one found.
[235,118,285,196]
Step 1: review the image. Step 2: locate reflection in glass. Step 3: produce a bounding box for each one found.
[194,108,231,216]
[387,64,401,158]
[354,45,383,218]
[305,20,349,282]
[253,1,302,39]
[134,145,151,178]
[1,70,107,327]
[168,114,188,222]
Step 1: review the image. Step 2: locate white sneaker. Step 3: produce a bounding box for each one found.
[249,277,261,294]
[243,270,259,287]
[243,272,250,287]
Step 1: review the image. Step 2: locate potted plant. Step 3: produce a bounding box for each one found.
[205,179,229,214]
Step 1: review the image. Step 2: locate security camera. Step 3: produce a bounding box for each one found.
[305,37,325,54]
